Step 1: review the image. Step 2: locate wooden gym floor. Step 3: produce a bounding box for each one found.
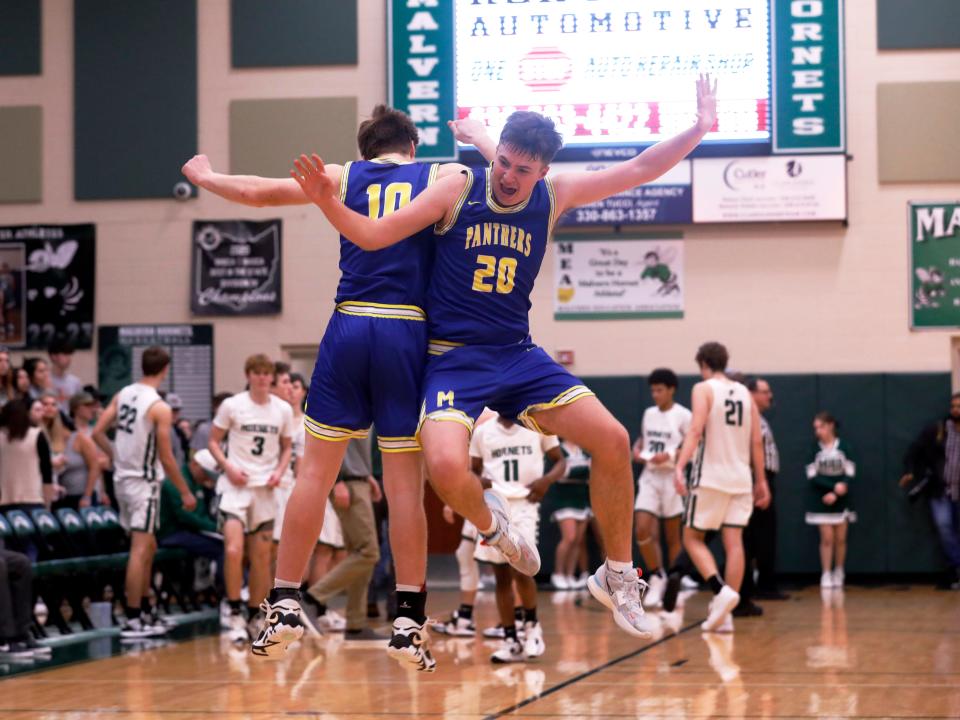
[1,586,958,719]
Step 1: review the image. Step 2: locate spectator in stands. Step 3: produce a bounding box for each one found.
[0,399,55,523]
[0,541,49,660]
[901,393,960,590]
[738,377,788,613]
[806,412,857,589]
[52,392,105,511]
[48,340,84,415]
[157,448,224,593]
[190,392,232,459]
[23,357,51,400]
[13,368,31,402]
[39,391,70,476]
[165,393,189,468]
[0,347,12,407]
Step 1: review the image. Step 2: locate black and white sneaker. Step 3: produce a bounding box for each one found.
[250,596,306,659]
[431,610,476,637]
[387,617,437,672]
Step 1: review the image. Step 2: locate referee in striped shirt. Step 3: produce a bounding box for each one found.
[737,378,788,615]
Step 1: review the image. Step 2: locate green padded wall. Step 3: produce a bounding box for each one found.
[0,0,40,76]
[74,0,197,200]
[536,372,951,579]
[0,106,42,203]
[877,0,960,50]
[231,0,357,68]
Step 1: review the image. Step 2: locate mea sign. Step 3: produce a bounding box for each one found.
[772,0,846,153]
[389,1,457,160]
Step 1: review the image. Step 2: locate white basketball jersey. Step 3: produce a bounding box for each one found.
[639,403,692,478]
[469,420,559,500]
[113,382,165,483]
[213,391,294,487]
[281,416,306,488]
[691,378,753,494]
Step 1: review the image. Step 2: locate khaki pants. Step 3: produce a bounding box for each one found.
[307,480,379,630]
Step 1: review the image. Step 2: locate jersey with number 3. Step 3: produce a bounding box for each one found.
[113,382,165,483]
[336,159,439,308]
[213,391,294,487]
[690,378,753,494]
[469,420,559,500]
[428,167,557,345]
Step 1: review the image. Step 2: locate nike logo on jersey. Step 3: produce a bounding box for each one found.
[467,200,482,205]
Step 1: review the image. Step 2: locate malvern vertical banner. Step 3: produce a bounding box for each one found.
[910,202,960,330]
[388,0,457,160]
[771,0,846,154]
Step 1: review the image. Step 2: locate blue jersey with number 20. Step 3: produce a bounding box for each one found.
[426,166,558,346]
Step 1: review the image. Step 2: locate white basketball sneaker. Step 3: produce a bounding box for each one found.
[701,586,740,632]
[522,621,545,659]
[250,594,306,659]
[643,572,666,609]
[587,563,658,639]
[491,636,525,664]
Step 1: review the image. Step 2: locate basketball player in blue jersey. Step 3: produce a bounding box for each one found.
[182,106,485,671]
[292,75,719,640]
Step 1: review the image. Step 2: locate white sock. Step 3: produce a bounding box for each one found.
[274,578,300,590]
[395,584,420,593]
[480,515,498,537]
[606,559,633,574]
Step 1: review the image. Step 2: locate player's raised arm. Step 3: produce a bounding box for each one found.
[552,74,717,214]
[448,117,498,164]
[292,153,467,251]
[181,153,342,207]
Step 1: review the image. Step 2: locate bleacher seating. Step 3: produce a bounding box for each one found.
[3,506,192,635]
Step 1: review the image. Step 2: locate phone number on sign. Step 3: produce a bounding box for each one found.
[567,207,660,224]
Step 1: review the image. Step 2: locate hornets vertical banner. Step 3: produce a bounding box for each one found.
[388,0,457,160]
[910,202,960,329]
[771,0,846,153]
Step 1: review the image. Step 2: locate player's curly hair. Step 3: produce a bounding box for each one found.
[357,105,420,160]
[648,368,678,389]
[499,111,563,164]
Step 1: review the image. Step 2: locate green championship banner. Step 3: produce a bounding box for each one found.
[771,0,846,153]
[911,202,960,329]
[388,0,457,160]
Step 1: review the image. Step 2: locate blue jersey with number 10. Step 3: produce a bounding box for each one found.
[335,159,439,309]
[427,166,557,346]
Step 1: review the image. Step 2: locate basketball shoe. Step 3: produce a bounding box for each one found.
[250,592,306,658]
[387,617,437,672]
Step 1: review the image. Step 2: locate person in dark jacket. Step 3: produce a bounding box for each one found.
[901,393,960,590]
[157,449,224,591]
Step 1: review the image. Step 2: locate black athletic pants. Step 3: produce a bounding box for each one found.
[0,547,34,642]
[741,473,778,601]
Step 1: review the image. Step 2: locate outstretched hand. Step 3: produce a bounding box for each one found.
[181,154,213,184]
[291,154,336,205]
[696,73,718,133]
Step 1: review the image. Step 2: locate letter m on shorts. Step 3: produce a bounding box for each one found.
[436,390,455,408]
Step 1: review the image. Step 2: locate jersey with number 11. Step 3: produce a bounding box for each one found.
[336,159,439,309]
[691,378,753,494]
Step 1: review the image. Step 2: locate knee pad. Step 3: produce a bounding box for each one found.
[455,540,479,592]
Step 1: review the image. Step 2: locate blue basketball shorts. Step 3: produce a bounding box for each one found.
[418,340,594,435]
[305,302,427,453]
